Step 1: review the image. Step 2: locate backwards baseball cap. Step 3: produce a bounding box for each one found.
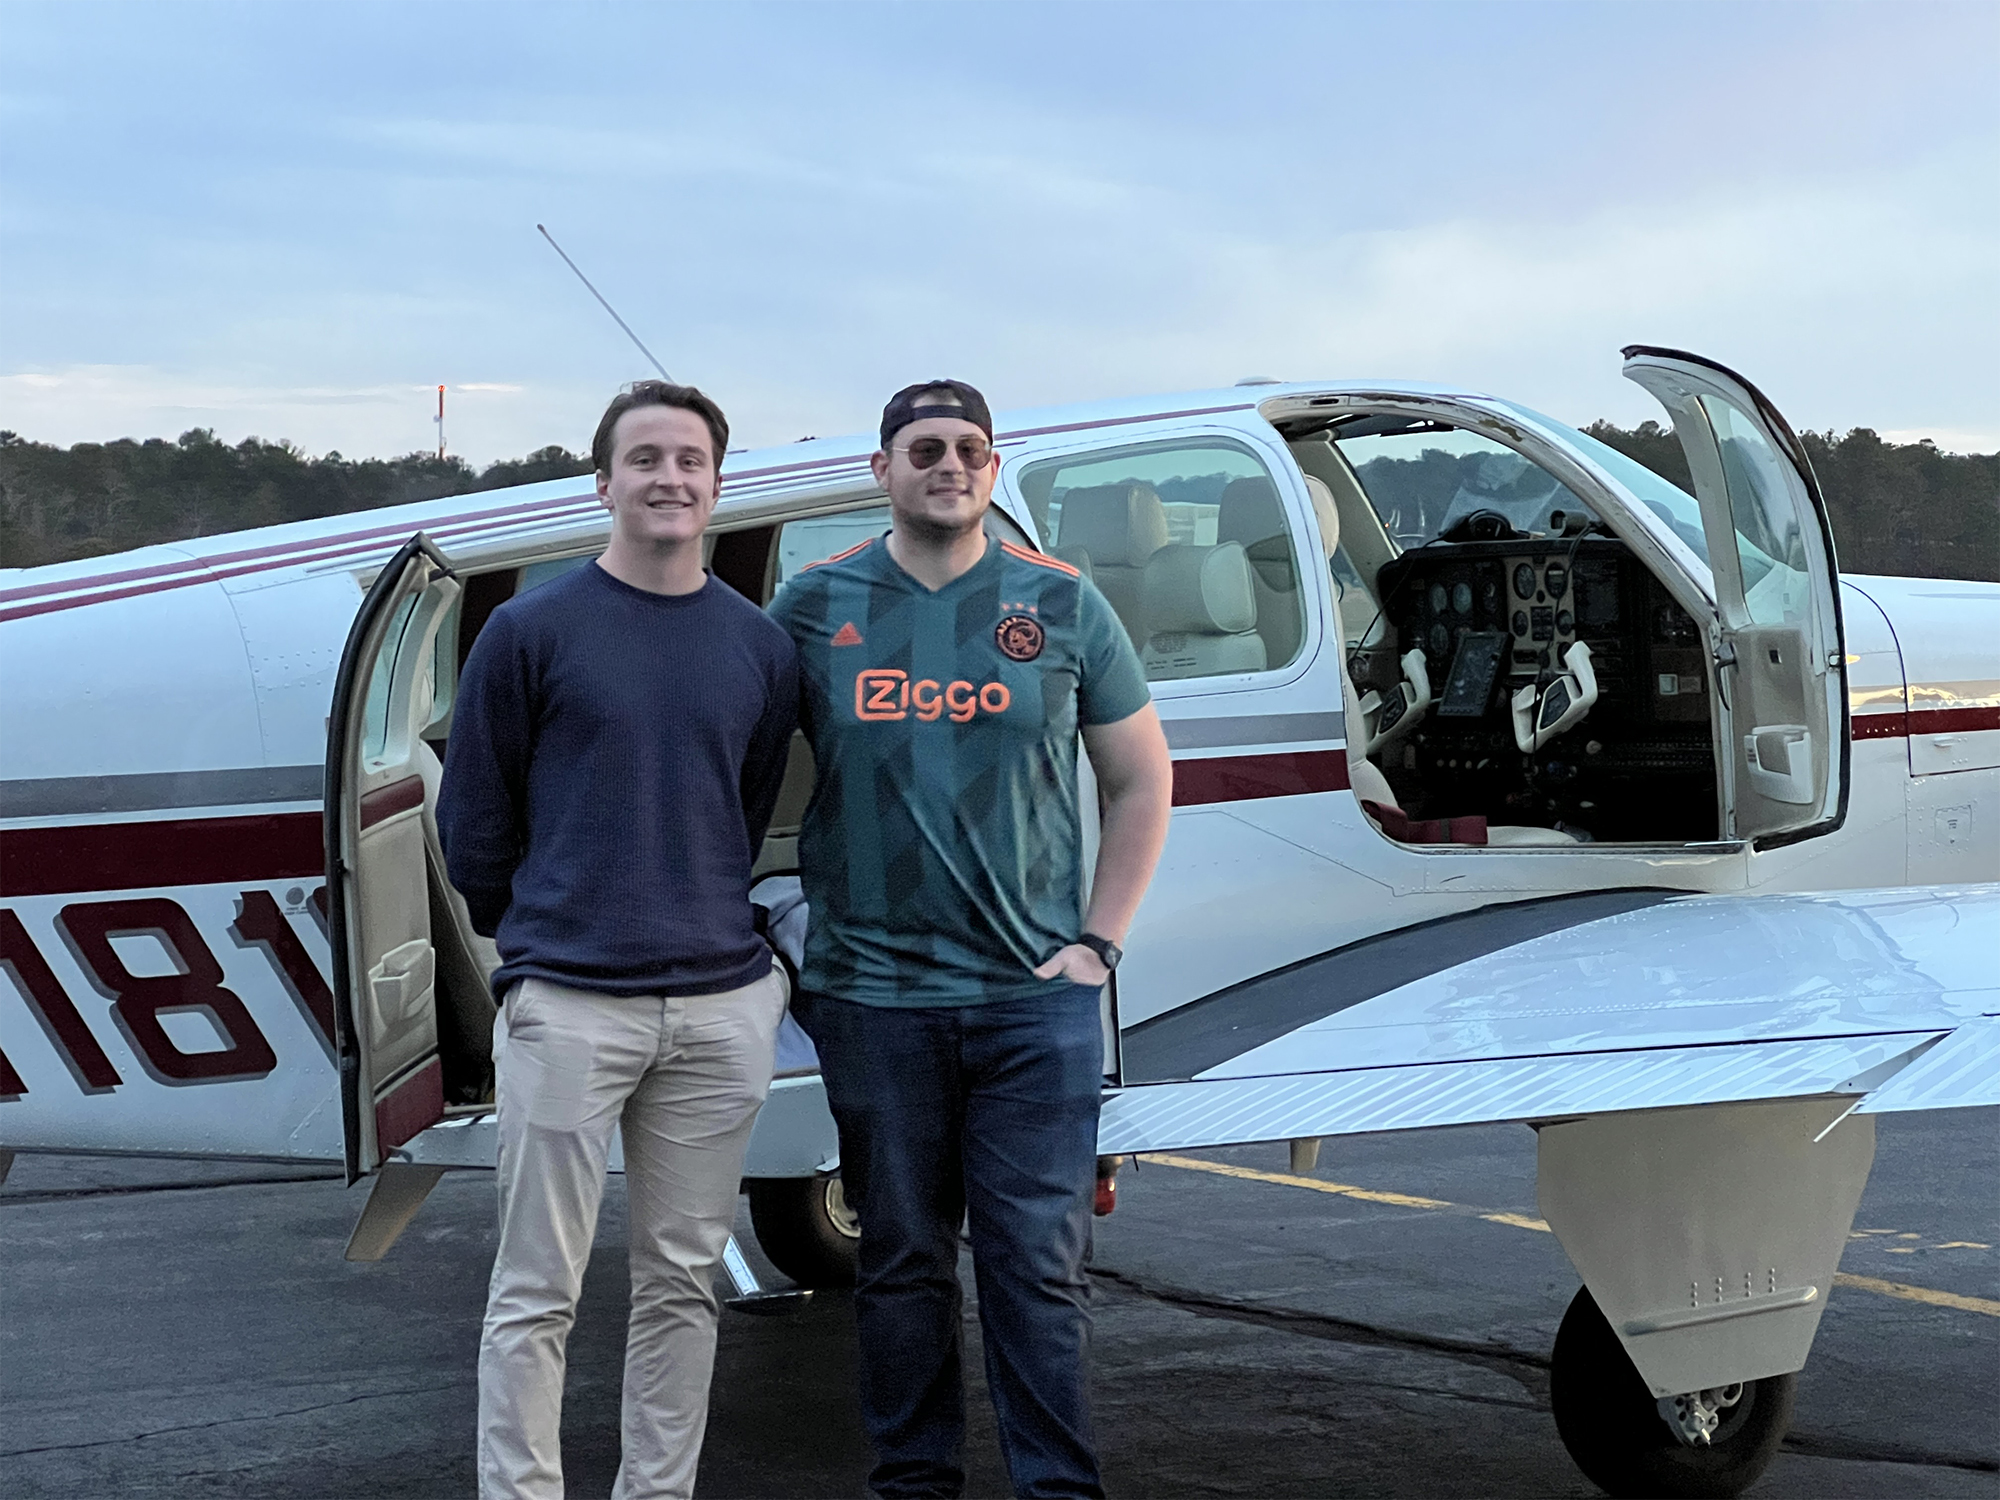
[879,379,993,448]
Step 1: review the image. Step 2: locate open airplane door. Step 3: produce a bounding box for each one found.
[1622,348,1847,848]
[325,535,461,1185]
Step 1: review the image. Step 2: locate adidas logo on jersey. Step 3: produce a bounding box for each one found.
[830,622,864,647]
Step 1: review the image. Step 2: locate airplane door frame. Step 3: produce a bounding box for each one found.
[325,534,461,1184]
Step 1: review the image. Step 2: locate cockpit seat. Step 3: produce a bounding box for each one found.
[1140,542,1266,680]
[1348,752,1579,847]
[1056,482,1170,643]
[1217,477,1304,669]
[1052,544,1095,583]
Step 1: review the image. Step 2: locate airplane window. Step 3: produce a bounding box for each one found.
[772,505,893,589]
[1014,439,1305,681]
[518,554,596,594]
[769,504,1026,594]
[1537,414,1712,564]
[360,595,419,771]
[1333,423,1598,550]
[1700,397,1807,625]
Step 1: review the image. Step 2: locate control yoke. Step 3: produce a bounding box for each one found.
[1364,648,1433,755]
[1512,641,1597,753]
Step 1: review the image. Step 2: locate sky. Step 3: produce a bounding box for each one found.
[2,0,1996,465]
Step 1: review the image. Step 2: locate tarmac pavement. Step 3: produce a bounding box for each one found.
[2,1109,1993,1498]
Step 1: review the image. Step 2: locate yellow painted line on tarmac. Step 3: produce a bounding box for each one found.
[1138,1152,1997,1318]
[1832,1273,2000,1317]
[1140,1153,1454,1210]
[1479,1211,1553,1232]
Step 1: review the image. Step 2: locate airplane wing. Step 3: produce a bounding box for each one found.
[1098,885,1999,1155]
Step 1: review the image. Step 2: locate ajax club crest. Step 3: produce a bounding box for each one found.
[995,614,1045,662]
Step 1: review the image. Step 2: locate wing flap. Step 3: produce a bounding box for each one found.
[1097,1033,1938,1155]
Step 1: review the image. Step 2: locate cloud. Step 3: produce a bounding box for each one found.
[2,3,1993,462]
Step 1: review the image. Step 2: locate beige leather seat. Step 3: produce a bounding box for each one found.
[1349,750,1578,846]
[1052,544,1095,584]
[1345,692,1577,847]
[1215,477,1303,669]
[1302,474,1369,643]
[1140,543,1266,680]
[1055,483,1170,643]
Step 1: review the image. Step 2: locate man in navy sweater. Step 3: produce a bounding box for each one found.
[440,381,799,1500]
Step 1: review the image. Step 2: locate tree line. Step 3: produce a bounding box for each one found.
[1581,421,1996,584]
[1,420,1993,581]
[0,429,594,571]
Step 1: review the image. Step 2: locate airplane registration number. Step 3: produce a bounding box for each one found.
[0,887,333,1098]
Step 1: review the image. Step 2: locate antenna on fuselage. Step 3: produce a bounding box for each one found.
[536,223,675,384]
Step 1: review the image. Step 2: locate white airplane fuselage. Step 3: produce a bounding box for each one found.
[0,372,1993,1166]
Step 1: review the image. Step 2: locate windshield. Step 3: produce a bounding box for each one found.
[1497,404,1710,562]
[1496,401,1784,595]
[1333,424,1599,547]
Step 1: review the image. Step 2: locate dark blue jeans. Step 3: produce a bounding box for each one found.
[799,985,1105,1500]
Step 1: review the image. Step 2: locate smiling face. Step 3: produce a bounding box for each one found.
[595,404,722,548]
[871,414,998,545]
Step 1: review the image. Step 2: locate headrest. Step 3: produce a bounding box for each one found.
[1143,543,1257,635]
[1051,544,1095,584]
[1056,483,1171,569]
[1303,475,1340,560]
[1216,477,1285,548]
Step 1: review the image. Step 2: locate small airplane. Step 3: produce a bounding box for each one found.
[2,347,1994,1497]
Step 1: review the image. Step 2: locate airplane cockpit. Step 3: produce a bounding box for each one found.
[1281,414,1720,848]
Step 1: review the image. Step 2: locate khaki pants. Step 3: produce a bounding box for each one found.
[477,968,787,1500]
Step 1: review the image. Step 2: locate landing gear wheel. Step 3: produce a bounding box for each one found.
[1551,1286,1796,1499]
[746,1173,860,1289]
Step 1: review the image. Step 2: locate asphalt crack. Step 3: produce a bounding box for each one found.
[0,1378,470,1457]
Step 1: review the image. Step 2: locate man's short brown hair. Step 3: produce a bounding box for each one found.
[591,381,730,473]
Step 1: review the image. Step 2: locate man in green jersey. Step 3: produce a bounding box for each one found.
[768,380,1172,1499]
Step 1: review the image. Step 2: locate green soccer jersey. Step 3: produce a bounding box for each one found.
[768,533,1152,1006]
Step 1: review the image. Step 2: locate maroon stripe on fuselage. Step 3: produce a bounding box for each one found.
[0,813,324,897]
[1852,713,1908,741]
[1908,705,2000,736]
[359,776,425,830]
[1850,705,2000,742]
[1172,750,1350,807]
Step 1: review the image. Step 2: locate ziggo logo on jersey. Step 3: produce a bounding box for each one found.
[855,669,1012,723]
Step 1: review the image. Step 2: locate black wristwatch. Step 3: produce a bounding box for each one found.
[1075,932,1123,972]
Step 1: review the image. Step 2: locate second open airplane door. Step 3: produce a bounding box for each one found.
[1621,348,1848,847]
[326,535,462,1183]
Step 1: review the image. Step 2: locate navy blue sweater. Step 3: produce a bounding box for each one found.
[438,563,799,998]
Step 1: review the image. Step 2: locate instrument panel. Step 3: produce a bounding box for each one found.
[1370,535,1718,840]
[1379,541,1601,695]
